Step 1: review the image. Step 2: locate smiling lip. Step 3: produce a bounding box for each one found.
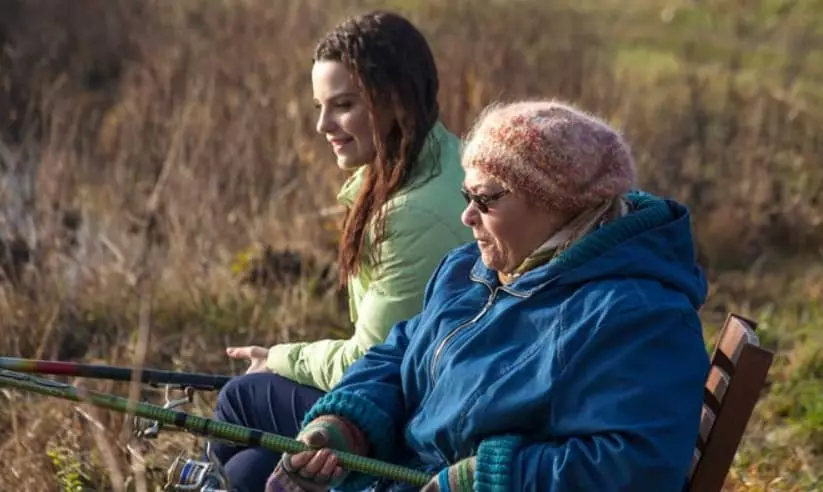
[328,137,353,148]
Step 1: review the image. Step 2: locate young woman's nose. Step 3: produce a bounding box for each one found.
[315,107,334,135]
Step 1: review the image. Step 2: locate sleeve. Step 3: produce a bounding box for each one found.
[298,320,412,492]
[298,250,452,492]
[472,306,709,492]
[266,206,464,392]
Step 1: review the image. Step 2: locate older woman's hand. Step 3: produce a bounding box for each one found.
[266,445,341,491]
[420,457,476,492]
[265,415,368,492]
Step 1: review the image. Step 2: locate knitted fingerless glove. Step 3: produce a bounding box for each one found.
[421,457,476,492]
[300,415,370,458]
[265,415,369,492]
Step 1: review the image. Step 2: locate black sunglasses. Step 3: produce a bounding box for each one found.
[460,186,509,213]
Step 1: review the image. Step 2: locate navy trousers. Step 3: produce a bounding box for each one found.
[210,372,325,492]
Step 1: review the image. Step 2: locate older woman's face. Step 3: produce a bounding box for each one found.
[461,167,562,273]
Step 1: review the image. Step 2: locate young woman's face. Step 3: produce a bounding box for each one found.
[312,60,393,171]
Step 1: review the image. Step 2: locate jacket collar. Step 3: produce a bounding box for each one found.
[469,257,560,298]
[468,192,675,297]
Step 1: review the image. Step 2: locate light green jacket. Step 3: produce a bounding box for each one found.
[266,122,472,391]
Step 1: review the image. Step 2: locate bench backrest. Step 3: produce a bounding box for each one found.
[688,313,775,491]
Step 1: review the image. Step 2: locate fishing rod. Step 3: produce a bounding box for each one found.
[0,356,235,439]
[0,357,232,391]
[0,369,432,490]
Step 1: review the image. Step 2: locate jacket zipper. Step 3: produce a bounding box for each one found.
[429,283,497,386]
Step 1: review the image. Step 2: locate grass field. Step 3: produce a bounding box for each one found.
[0,0,821,490]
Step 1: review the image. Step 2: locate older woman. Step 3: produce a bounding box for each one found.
[266,99,710,492]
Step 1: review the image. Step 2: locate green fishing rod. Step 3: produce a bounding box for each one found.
[0,356,232,390]
[0,369,432,488]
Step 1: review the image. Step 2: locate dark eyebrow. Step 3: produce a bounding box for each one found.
[314,92,359,104]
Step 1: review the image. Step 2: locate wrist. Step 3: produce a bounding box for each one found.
[438,457,475,492]
[266,343,290,372]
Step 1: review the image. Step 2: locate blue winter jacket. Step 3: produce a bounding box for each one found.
[303,192,711,491]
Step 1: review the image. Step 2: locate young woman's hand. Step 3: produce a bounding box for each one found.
[226,345,270,374]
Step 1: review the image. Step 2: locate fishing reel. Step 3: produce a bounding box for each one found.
[164,442,233,492]
[134,384,196,438]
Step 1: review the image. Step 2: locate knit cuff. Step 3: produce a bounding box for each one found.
[474,435,524,492]
[436,457,476,492]
[302,391,397,492]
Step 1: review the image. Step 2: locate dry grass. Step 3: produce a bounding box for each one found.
[0,0,821,490]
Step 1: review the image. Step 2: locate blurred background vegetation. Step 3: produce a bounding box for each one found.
[0,0,820,490]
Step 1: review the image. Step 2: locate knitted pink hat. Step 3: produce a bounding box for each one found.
[461,99,636,216]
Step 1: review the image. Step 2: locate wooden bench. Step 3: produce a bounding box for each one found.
[688,313,775,491]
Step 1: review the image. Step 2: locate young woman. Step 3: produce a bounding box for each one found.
[209,11,473,492]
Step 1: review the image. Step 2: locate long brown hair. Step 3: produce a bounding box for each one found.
[314,11,441,286]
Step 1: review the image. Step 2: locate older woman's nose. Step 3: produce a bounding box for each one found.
[461,202,479,227]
